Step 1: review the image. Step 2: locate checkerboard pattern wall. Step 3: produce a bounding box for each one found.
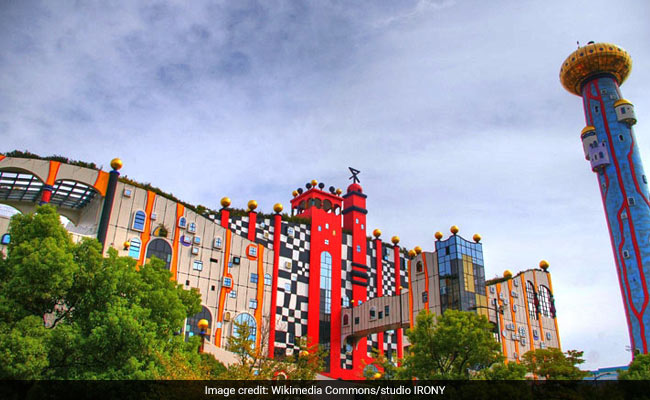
[273,221,311,356]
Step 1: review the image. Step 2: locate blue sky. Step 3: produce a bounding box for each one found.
[2,0,650,369]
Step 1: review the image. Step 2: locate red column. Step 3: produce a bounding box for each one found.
[247,211,257,242]
[393,243,403,364]
[375,238,384,356]
[268,212,282,358]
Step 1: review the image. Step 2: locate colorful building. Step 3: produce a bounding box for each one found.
[560,42,648,354]
[0,154,560,377]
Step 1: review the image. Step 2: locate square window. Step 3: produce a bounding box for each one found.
[249,299,257,309]
[318,226,322,231]
[191,247,199,255]
[223,277,232,287]
[248,246,257,257]
[385,305,390,317]
[185,280,190,286]
[214,237,223,248]
[150,213,157,221]
[188,223,196,233]
[233,257,241,265]
[194,236,201,245]
[324,239,329,245]
[288,227,295,236]
[123,188,132,197]
[356,245,361,252]
[354,317,360,325]
[285,283,291,291]
[378,311,383,319]
[250,273,258,283]
[193,260,203,271]
[325,223,329,229]
[229,290,237,298]
[211,285,215,291]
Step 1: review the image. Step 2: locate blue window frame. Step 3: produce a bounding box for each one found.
[1,233,10,245]
[133,210,146,231]
[229,290,237,298]
[250,273,258,283]
[193,260,203,271]
[178,217,187,228]
[249,299,257,309]
[188,222,196,233]
[128,237,141,259]
[264,273,272,286]
[223,277,232,287]
[320,251,332,314]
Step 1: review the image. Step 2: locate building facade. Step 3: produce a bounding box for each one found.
[560,42,649,354]
[0,154,561,377]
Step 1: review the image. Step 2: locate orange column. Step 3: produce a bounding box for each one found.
[214,229,232,347]
[495,283,508,361]
[170,203,185,281]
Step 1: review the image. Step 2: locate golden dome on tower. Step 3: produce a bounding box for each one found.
[311,179,318,186]
[372,229,381,238]
[273,203,283,213]
[539,260,550,271]
[614,98,633,107]
[220,197,231,208]
[247,200,258,211]
[414,246,422,255]
[435,231,443,240]
[336,188,342,195]
[503,270,513,278]
[560,42,632,96]
[292,190,298,197]
[110,158,123,170]
[391,236,400,245]
[450,225,459,235]
[473,233,481,243]
[408,249,416,258]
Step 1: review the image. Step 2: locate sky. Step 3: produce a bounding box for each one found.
[1,0,650,370]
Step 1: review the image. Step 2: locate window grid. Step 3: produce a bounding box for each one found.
[320,251,332,314]
[526,281,538,320]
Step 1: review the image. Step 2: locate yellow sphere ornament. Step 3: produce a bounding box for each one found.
[414,246,422,255]
[247,200,258,211]
[391,236,400,245]
[450,225,459,235]
[220,197,231,208]
[539,260,550,271]
[311,179,318,186]
[123,241,130,249]
[197,319,210,330]
[473,233,481,243]
[435,231,443,240]
[373,372,382,379]
[292,190,298,197]
[336,188,342,195]
[408,249,416,258]
[503,270,513,278]
[110,158,123,170]
[373,229,381,238]
[273,203,283,213]
[299,350,309,357]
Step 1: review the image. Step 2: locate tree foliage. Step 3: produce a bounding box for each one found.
[619,353,650,380]
[478,361,528,380]
[521,348,588,380]
[220,319,324,379]
[0,205,222,379]
[399,309,502,379]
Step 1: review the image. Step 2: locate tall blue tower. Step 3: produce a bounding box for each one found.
[560,42,648,354]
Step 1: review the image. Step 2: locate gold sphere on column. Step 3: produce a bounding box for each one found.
[247,200,258,211]
[414,246,422,255]
[450,225,459,235]
[435,231,443,240]
[292,190,298,197]
[197,319,210,330]
[503,270,513,278]
[391,236,400,245]
[220,197,231,208]
[336,188,342,195]
[110,158,123,170]
[373,229,382,238]
[408,249,416,258]
[473,233,481,243]
[311,179,318,186]
[273,203,283,213]
[539,260,550,271]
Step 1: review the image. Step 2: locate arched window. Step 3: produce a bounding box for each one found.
[132,210,146,231]
[526,281,537,320]
[320,251,332,314]
[232,313,257,347]
[128,237,141,259]
[1,233,10,245]
[264,273,272,286]
[146,238,173,270]
[538,285,552,317]
[178,217,187,229]
[343,314,349,326]
[185,306,212,342]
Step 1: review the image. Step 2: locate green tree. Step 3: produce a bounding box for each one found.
[479,361,528,380]
[521,348,589,380]
[0,205,214,379]
[619,353,650,380]
[220,319,323,379]
[399,309,502,379]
